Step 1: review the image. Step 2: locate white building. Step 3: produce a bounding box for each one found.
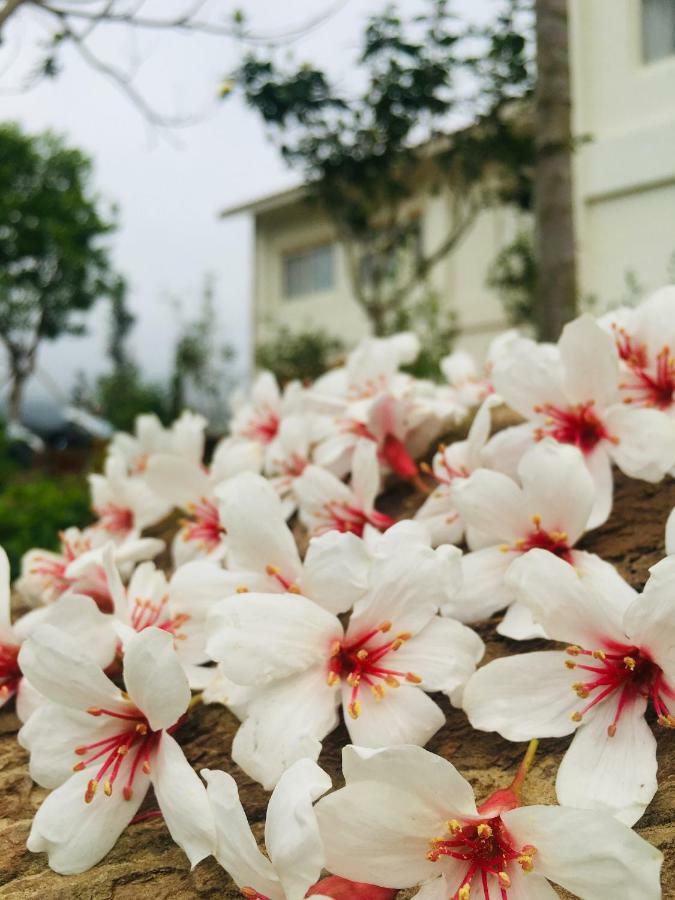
[222,0,675,361]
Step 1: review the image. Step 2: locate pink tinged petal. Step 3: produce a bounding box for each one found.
[301,530,371,615]
[265,758,332,899]
[18,625,122,711]
[343,683,445,749]
[392,617,484,693]
[480,423,537,481]
[232,665,339,790]
[666,507,675,554]
[26,765,149,874]
[122,628,190,731]
[556,693,656,826]
[632,563,675,680]
[504,549,627,647]
[518,441,594,545]
[443,546,513,624]
[216,472,301,578]
[201,768,282,900]
[340,744,478,819]
[559,313,620,407]
[18,703,120,789]
[151,732,215,867]
[350,540,462,638]
[351,438,381,510]
[144,454,211,509]
[497,602,547,640]
[452,470,529,542]
[503,804,662,900]
[309,876,396,900]
[584,446,614,528]
[604,404,675,481]
[206,592,342,687]
[462,651,578,741]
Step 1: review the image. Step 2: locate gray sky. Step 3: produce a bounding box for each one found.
[0,0,488,399]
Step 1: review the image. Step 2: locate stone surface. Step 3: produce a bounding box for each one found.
[1,469,674,899]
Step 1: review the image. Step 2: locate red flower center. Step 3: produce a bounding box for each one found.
[504,514,574,564]
[620,345,675,411]
[128,591,190,638]
[182,498,224,550]
[565,643,675,734]
[320,499,395,538]
[427,816,536,899]
[75,704,184,803]
[0,642,21,702]
[326,623,421,719]
[96,504,135,536]
[533,402,614,455]
[241,411,280,444]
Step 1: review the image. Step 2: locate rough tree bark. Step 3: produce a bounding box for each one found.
[534,0,578,340]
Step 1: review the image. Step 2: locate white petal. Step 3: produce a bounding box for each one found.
[201,768,282,900]
[217,472,301,578]
[462,651,578,741]
[584,446,614,528]
[14,676,46,723]
[392,617,484,693]
[232,665,339,790]
[480,423,536,480]
[32,593,118,669]
[411,877,453,900]
[123,627,190,731]
[443,546,513,623]
[27,766,149,874]
[300,531,371,615]
[559,314,620,407]
[496,601,547,640]
[666,506,675,554]
[350,541,462,638]
[207,592,342,687]
[492,341,566,420]
[151,732,215,866]
[629,565,675,680]
[518,441,594,544]
[144,455,210,509]
[210,436,263,482]
[0,546,11,633]
[350,438,381,510]
[465,394,501,465]
[18,625,122,711]
[503,804,662,900]
[504,550,626,646]
[343,683,445,749]
[573,551,637,620]
[265,758,331,899]
[452,470,529,541]
[605,405,675,481]
[18,703,119,788]
[413,488,465,548]
[556,693,656,826]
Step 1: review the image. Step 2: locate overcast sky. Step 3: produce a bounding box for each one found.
[0,0,489,402]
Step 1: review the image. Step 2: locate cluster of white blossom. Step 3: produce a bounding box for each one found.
[2,286,675,899]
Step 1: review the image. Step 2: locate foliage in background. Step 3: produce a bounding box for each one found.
[0,123,119,425]
[395,290,459,380]
[256,325,344,386]
[488,230,537,328]
[227,0,534,339]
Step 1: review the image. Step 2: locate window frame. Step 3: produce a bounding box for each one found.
[281,241,336,300]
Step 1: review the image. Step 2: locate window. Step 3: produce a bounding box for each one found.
[642,0,675,63]
[282,243,335,298]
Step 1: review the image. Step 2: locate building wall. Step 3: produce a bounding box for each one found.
[570,0,675,305]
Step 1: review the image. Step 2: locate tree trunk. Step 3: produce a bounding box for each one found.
[7,367,26,425]
[534,0,578,341]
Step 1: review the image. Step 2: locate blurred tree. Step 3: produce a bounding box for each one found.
[0,1,348,127]
[0,123,117,427]
[256,325,344,386]
[227,0,534,337]
[533,0,578,339]
[488,231,537,328]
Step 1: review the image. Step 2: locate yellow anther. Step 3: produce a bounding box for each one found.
[135,723,148,735]
[371,684,385,701]
[396,631,412,642]
[379,621,392,633]
[565,660,576,669]
[658,714,675,729]
[531,513,541,526]
[327,671,339,687]
[458,886,470,900]
[348,701,361,720]
[572,682,589,698]
[72,762,85,772]
[447,819,462,834]
[623,656,636,671]
[236,585,249,593]
[607,724,617,737]
[571,711,583,722]
[592,649,606,660]
[514,538,526,548]
[566,646,581,656]
[142,760,151,774]
[346,672,360,687]
[499,544,511,553]
[103,780,113,797]
[288,584,301,594]
[330,640,342,657]
[406,672,422,684]
[385,676,400,688]
[518,855,534,872]
[477,823,493,838]
[265,564,279,576]
[498,871,511,887]
[356,649,369,661]
[85,779,98,803]
[117,744,129,756]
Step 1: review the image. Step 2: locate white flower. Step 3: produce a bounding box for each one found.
[0,546,117,722]
[447,440,634,638]
[202,758,331,900]
[315,744,662,900]
[206,526,480,788]
[230,371,304,446]
[144,438,261,566]
[666,507,675,555]
[108,410,207,476]
[487,313,675,527]
[16,526,163,609]
[18,626,215,873]
[89,456,172,542]
[414,396,500,547]
[295,440,395,538]
[440,329,521,409]
[462,547,675,825]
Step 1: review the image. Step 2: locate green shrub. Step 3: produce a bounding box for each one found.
[256,325,345,386]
